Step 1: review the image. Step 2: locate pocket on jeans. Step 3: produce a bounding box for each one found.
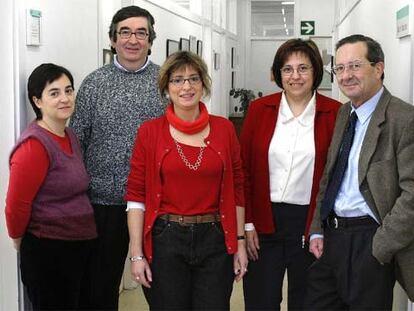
[210,222,225,237]
[152,219,170,238]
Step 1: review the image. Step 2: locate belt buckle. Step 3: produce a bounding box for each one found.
[333,217,339,229]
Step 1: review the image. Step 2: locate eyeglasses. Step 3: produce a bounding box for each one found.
[169,76,202,86]
[280,64,313,76]
[117,29,149,40]
[332,61,376,75]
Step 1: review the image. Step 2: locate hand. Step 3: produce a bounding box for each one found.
[309,238,324,259]
[12,238,22,252]
[233,241,248,282]
[130,258,152,288]
[246,230,260,261]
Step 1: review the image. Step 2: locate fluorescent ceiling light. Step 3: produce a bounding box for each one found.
[282,1,294,4]
[281,8,285,15]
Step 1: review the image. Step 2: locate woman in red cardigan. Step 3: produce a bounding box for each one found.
[241,39,341,310]
[125,51,248,310]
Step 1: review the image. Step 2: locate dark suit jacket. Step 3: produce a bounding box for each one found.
[310,87,414,301]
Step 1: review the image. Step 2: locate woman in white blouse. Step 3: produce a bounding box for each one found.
[240,39,341,311]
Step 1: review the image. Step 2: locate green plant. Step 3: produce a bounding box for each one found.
[229,88,262,114]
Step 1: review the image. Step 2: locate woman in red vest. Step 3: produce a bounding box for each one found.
[5,63,97,310]
[241,39,341,310]
[125,51,248,310]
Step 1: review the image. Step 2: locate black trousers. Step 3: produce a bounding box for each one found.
[143,218,234,310]
[79,204,130,310]
[20,232,94,311]
[243,203,314,311]
[304,220,395,310]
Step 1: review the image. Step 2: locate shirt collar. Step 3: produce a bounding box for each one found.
[351,87,384,125]
[113,56,150,73]
[279,91,316,126]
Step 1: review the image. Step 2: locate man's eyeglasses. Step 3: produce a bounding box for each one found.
[117,29,148,40]
[280,65,313,76]
[169,76,202,86]
[332,61,376,75]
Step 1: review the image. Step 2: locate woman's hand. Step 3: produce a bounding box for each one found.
[130,258,152,288]
[233,241,248,282]
[246,230,260,261]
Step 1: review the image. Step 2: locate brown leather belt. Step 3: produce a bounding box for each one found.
[159,213,220,225]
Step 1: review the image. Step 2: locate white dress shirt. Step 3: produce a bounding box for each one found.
[268,92,316,205]
[333,87,383,222]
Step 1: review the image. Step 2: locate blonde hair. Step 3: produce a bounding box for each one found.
[159,51,211,99]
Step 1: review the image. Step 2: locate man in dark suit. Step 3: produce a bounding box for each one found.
[305,34,414,310]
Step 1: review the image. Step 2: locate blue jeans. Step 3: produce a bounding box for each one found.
[143,217,234,310]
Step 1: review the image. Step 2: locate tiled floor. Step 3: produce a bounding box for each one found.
[119,278,287,310]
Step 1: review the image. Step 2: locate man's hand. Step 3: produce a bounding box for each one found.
[309,238,324,259]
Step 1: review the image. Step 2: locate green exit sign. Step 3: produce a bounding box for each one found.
[301,21,315,35]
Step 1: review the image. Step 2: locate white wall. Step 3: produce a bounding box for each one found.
[0,1,19,310]
[333,0,412,104]
[295,0,336,37]
[16,0,99,126]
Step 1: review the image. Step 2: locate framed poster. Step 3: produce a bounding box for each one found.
[214,52,220,70]
[166,39,179,58]
[189,35,197,53]
[310,36,333,90]
[103,49,113,65]
[231,47,236,68]
[197,40,203,57]
[179,38,190,51]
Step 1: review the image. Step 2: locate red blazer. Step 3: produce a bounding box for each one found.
[240,92,341,238]
[125,115,244,262]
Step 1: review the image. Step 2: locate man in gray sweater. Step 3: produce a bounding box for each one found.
[70,6,164,310]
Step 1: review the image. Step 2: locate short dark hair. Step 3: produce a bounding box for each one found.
[336,34,384,80]
[159,51,211,99]
[109,6,156,55]
[272,38,324,91]
[27,63,74,120]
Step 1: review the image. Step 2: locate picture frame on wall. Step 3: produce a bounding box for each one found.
[103,49,113,65]
[166,39,179,58]
[231,47,236,68]
[179,38,190,51]
[309,36,333,90]
[197,40,203,57]
[214,52,220,70]
[189,35,197,53]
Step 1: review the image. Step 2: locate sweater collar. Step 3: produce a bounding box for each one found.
[113,56,150,73]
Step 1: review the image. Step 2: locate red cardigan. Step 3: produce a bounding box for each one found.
[240,92,341,238]
[125,115,244,262]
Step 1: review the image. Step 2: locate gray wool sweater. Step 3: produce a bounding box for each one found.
[70,61,165,205]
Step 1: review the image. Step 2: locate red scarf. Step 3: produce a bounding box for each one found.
[166,102,209,134]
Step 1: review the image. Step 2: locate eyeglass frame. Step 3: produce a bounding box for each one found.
[280,64,313,76]
[169,75,202,87]
[332,61,376,75]
[117,28,149,40]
